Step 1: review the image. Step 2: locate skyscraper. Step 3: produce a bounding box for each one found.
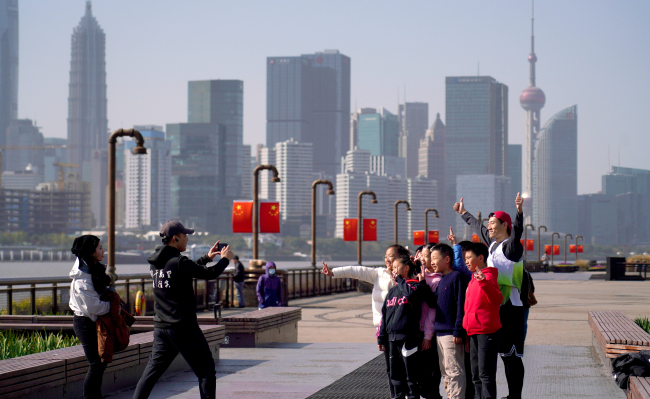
[266,50,350,176]
[507,144,522,202]
[520,4,546,200]
[67,1,108,167]
[532,105,577,234]
[354,108,399,157]
[0,0,18,147]
[445,76,508,224]
[398,102,428,178]
[418,113,446,228]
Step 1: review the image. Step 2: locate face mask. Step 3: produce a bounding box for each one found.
[268,268,276,275]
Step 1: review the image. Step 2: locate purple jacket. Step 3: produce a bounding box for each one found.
[256,261,283,308]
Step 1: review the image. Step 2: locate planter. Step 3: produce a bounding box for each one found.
[551,265,578,273]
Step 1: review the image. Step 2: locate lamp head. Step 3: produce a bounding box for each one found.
[271,176,281,183]
[132,146,147,155]
[406,207,411,211]
[326,189,335,195]
[371,198,378,204]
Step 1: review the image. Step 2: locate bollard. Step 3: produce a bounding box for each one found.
[20,250,24,261]
[7,285,12,315]
[10,250,13,261]
[52,283,58,314]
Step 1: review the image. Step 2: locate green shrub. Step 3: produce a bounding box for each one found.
[0,330,80,360]
[635,317,650,334]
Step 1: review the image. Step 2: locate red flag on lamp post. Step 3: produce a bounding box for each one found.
[413,231,425,246]
[232,201,253,233]
[363,219,377,241]
[259,202,280,233]
[578,245,584,253]
[570,245,576,253]
[343,219,357,241]
[544,245,551,255]
[472,234,480,243]
[428,231,439,244]
[553,245,560,255]
[527,240,534,251]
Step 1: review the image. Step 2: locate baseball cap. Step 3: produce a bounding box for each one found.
[489,211,512,230]
[160,221,195,238]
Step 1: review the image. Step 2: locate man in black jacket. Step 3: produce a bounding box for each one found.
[233,255,246,307]
[133,221,233,399]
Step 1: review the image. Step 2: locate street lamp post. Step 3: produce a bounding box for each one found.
[424,209,439,243]
[564,233,573,264]
[537,225,547,261]
[253,165,280,263]
[311,179,335,267]
[575,235,583,263]
[551,232,560,266]
[107,129,147,284]
[357,191,377,265]
[523,224,535,261]
[394,200,411,244]
[477,212,482,225]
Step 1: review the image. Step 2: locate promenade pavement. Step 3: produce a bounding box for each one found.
[106,272,648,398]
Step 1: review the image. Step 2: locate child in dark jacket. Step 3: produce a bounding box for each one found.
[463,243,503,399]
[378,255,432,399]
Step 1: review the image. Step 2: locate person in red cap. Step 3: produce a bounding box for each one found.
[133,220,233,399]
[454,193,526,399]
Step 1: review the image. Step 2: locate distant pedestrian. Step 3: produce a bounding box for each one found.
[233,255,246,308]
[69,234,112,399]
[132,221,233,399]
[257,261,283,309]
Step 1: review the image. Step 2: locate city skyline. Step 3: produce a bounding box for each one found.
[15,1,650,196]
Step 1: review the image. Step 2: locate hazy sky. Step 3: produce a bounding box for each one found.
[19,0,650,195]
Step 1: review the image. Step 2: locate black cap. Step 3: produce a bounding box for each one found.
[160,221,194,238]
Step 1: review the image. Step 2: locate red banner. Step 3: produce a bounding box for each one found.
[232,201,253,233]
[570,245,576,253]
[578,245,584,253]
[544,245,551,255]
[428,230,439,244]
[260,202,280,233]
[527,240,534,251]
[343,219,357,241]
[553,245,560,255]
[413,231,425,246]
[472,234,480,243]
[363,219,377,241]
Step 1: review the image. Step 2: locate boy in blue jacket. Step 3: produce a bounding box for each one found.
[256,261,283,309]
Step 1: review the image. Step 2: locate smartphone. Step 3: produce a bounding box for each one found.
[217,242,229,251]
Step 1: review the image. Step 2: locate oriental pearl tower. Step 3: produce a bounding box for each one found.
[520,1,545,200]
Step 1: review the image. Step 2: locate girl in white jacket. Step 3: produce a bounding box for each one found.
[321,244,411,399]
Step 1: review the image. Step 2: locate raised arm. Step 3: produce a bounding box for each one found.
[329,265,379,284]
[501,197,524,262]
[456,197,490,246]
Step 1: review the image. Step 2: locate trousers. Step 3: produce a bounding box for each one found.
[469,331,500,399]
[73,315,108,399]
[436,334,466,399]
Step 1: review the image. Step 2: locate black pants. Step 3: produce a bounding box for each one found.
[383,347,396,398]
[469,332,500,399]
[464,346,475,399]
[133,324,217,399]
[419,336,442,399]
[389,339,422,399]
[499,303,525,399]
[73,315,108,399]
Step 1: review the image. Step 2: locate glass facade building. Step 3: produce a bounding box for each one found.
[356,108,399,157]
[398,102,429,178]
[532,105,577,234]
[0,0,17,147]
[507,144,522,203]
[266,50,350,176]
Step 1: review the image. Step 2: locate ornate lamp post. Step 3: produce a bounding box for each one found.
[394,200,411,244]
[551,232,560,266]
[108,129,147,284]
[253,165,280,263]
[523,224,535,261]
[564,233,573,264]
[424,209,439,243]
[575,235,583,263]
[357,191,377,265]
[537,225,547,261]
[311,179,335,267]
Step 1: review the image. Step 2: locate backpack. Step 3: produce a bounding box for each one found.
[611,350,650,389]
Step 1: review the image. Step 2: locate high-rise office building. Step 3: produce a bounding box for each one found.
[444,76,508,225]
[398,102,429,178]
[241,144,252,199]
[266,50,350,176]
[0,0,18,147]
[602,166,650,196]
[455,174,511,240]
[275,138,313,220]
[4,119,44,175]
[507,144,522,203]
[354,108,399,157]
[188,80,244,196]
[124,126,171,229]
[419,113,446,228]
[532,105,577,234]
[43,138,68,184]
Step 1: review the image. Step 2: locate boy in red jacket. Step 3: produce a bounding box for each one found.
[462,243,503,399]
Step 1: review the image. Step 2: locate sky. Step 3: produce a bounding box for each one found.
[19,0,650,195]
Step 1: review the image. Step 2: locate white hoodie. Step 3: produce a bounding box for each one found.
[331,266,395,326]
[68,258,110,322]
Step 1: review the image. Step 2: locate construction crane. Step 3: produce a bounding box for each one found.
[52,162,79,190]
[0,144,70,188]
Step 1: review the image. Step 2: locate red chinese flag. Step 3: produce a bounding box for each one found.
[428,230,439,244]
[232,201,253,233]
[527,240,534,251]
[578,245,584,253]
[413,231,425,246]
[520,239,524,247]
[570,245,576,253]
[363,219,377,241]
[343,219,357,241]
[259,202,280,233]
[544,245,551,255]
[472,234,480,243]
[553,245,560,255]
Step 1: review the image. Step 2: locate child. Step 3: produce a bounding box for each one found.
[256,261,283,309]
[431,243,467,399]
[463,243,503,399]
[378,255,431,399]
